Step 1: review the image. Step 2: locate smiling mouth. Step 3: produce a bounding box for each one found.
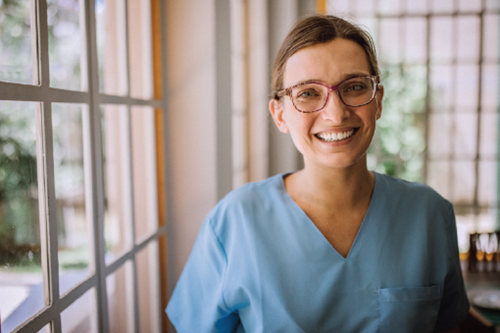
[315,129,357,142]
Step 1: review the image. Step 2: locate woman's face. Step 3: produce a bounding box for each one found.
[269,38,383,171]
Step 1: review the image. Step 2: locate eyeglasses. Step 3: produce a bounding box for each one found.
[278,75,380,113]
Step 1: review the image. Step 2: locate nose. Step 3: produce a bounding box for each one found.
[321,90,350,123]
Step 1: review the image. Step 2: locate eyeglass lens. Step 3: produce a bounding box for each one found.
[290,77,376,112]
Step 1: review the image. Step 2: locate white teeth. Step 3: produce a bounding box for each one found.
[317,129,355,142]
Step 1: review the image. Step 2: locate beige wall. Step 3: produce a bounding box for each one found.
[163,2,317,327]
[165,0,218,288]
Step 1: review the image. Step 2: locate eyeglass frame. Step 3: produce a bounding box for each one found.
[276,75,381,113]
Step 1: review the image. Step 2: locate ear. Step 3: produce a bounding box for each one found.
[269,99,289,133]
[375,84,384,120]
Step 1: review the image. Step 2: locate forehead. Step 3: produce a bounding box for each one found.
[283,38,371,86]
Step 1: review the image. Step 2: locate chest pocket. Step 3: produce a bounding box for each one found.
[378,285,442,333]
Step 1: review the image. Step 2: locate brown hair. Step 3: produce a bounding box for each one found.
[272,15,380,99]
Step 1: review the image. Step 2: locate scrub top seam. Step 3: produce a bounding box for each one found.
[444,204,470,328]
[445,204,457,269]
[208,218,233,313]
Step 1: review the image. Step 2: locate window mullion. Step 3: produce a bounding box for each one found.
[36,102,61,332]
[36,1,61,327]
[81,0,110,332]
[448,9,458,213]
[120,1,140,331]
[422,2,432,183]
[472,5,485,223]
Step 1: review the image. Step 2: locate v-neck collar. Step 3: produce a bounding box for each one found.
[277,172,380,261]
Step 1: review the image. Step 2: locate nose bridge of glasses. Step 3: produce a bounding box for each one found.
[328,82,341,93]
[328,82,345,102]
[324,83,346,109]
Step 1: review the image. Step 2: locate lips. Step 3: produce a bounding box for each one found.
[315,128,357,142]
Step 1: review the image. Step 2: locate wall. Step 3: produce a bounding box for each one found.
[164,0,319,329]
[164,0,218,290]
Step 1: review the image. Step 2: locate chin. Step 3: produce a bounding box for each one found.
[308,152,368,170]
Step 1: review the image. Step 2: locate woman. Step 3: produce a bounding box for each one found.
[167,15,469,332]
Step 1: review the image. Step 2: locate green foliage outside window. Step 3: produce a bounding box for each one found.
[0,0,33,84]
[0,103,40,268]
[368,64,427,183]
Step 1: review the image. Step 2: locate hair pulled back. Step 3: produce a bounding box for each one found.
[272,15,380,99]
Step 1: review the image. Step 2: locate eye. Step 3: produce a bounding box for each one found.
[344,83,367,92]
[297,90,319,98]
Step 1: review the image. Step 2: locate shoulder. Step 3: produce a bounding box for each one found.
[205,174,286,233]
[373,173,454,235]
[224,174,284,204]
[375,172,451,211]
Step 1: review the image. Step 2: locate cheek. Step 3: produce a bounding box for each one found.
[287,117,317,153]
[286,113,314,136]
[282,110,306,132]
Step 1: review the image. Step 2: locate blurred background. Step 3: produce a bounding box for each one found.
[324,0,500,262]
[0,0,498,332]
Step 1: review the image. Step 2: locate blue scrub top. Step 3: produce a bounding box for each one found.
[167,173,469,333]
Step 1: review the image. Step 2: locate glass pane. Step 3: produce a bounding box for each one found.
[102,105,133,264]
[96,0,128,96]
[137,241,160,333]
[453,111,477,159]
[378,0,400,15]
[354,0,375,15]
[37,323,51,333]
[61,288,96,333]
[48,0,84,90]
[431,0,454,13]
[426,161,450,199]
[479,112,497,159]
[455,64,479,108]
[430,17,453,63]
[52,103,91,295]
[457,16,480,62]
[404,18,427,64]
[428,113,452,159]
[327,0,350,14]
[451,161,476,205]
[482,64,499,109]
[485,0,500,10]
[429,64,453,112]
[458,0,482,12]
[379,18,401,64]
[483,15,499,62]
[0,101,43,333]
[107,261,134,333]
[405,0,427,14]
[127,0,153,99]
[357,17,377,42]
[478,161,497,208]
[0,0,34,84]
[376,64,426,182]
[131,106,157,242]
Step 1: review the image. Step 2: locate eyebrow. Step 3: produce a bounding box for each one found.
[288,72,371,87]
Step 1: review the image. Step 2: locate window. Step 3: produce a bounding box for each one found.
[0,0,168,332]
[326,0,500,254]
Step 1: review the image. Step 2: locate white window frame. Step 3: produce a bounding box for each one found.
[0,0,169,332]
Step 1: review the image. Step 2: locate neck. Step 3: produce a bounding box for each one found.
[285,156,375,210]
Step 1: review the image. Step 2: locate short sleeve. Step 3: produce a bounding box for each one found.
[166,219,240,332]
[433,205,470,332]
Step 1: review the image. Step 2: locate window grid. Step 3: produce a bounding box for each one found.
[0,0,167,332]
[328,0,500,233]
